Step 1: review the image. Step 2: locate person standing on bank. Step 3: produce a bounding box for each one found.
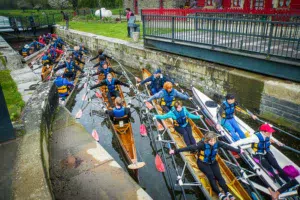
[169,131,239,200]
[125,8,132,37]
[61,11,69,30]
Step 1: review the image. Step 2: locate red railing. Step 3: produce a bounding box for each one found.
[141,8,297,16]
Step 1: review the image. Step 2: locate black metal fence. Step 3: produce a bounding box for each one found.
[142,14,300,60]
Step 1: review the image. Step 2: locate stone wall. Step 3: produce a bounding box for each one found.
[0,35,23,70]
[55,27,300,132]
[13,82,58,199]
[123,0,186,13]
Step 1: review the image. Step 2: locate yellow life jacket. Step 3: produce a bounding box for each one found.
[57,85,68,94]
[161,89,176,107]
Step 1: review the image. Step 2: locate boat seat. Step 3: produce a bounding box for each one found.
[114,123,130,134]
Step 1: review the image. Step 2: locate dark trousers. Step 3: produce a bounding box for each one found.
[64,72,75,80]
[127,26,130,37]
[278,179,298,194]
[174,124,196,146]
[107,91,120,107]
[254,152,290,185]
[197,160,228,194]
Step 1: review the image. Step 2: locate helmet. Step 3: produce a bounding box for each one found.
[56,70,64,77]
[24,44,30,48]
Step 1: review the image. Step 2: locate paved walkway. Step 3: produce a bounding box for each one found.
[50,106,152,200]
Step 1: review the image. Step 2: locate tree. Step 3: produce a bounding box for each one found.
[69,0,78,10]
[17,0,31,11]
[48,0,71,9]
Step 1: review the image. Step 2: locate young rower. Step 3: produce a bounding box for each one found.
[217,93,257,141]
[232,124,290,185]
[169,131,240,200]
[42,51,54,65]
[90,49,111,62]
[145,81,192,112]
[137,69,175,94]
[21,44,30,57]
[90,73,130,107]
[71,46,85,65]
[153,100,202,146]
[48,46,63,61]
[54,70,74,99]
[92,61,122,79]
[268,178,299,200]
[54,56,85,80]
[106,97,131,124]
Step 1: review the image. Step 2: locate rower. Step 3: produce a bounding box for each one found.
[90,73,130,108]
[232,124,290,186]
[170,131,240,200]
[216,93,257,141]
[48,46,63,61]
[54,36,65,49]
[145,81,192,112]
[92,61,122,79]
[28,39,45,51]
[54,56,85,80]
[71,46,85,65]
[38,35,46,45]
[137,69,176,94]
[41,63,53,81]
[21,44,30,57]
[92,55,107,70]
[90,49,111,62]
[79,44,88,54]
[42,51,54,65]
[107,97,131,125]
[153,100,202,146]
[54,70,74,99]
[269,177,299,200]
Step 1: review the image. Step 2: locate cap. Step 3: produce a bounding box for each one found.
[154,69,161,74]
[24,44,29,48]
[226,93,235,100]
[204,131,219,142]
[259,124,275,133]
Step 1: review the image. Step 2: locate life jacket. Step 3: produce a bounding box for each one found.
[102,68,111,77]
[65,61,74,72]
[22,48,29,57]
[150,75,165,90]
[42,55,50,64]
[55,77,68,95]
[73,50,81,59]
[49,49,57,59]
[161,89,176,107]
[106,78,116,93]
[113,106,125,118]
[198,139,218,163]
[172,107,188,127]
[221,101,236,119]
[252,132,271,154]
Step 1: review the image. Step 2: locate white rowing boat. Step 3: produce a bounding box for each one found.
[192,87,300,196]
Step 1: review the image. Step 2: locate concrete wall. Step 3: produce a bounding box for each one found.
[55,27,300,132]
[0,35,23,70]
[13,82,58,199]
[123,0,186,13]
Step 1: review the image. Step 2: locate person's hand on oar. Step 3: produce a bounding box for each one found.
[169,149,175,155]
[251,114,257,120]
[188,97,193,100]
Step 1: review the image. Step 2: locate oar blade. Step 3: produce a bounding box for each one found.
[82,94,87,101]
[95,91,102,98]
[92,129,99,141]
[156,121,164,131]
[84,82,88,88]
[128,162,146,169]
[145,102,154,110]
[155,154,165,172]
[75,109,83,119]
[140,124,147,136]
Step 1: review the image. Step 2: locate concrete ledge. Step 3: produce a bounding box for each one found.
[13,82,58,200]
[50,106,152,200]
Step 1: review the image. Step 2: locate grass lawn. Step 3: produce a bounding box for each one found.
[0,70,24,121]
[0,9,72,17]
[59,21,143,41]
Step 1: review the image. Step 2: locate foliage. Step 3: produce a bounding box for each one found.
[48,0,71,9]
[78,0,98,8]
[0,70,25,121]
[70,0,78,10]
[100,0,123,8]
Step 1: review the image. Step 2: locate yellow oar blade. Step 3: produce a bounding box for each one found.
[128,162,146,170]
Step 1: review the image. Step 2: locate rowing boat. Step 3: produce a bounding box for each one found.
[192,87,300,195]
[96,71,144,174]
[142,68,252,200]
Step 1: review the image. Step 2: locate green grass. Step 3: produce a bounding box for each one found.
[0,70,24,121]
[110,8,124,16]
[59,21,143,41]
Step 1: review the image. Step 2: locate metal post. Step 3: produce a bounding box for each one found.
[212,19,215,47]
[267,22,274,57]
[172,16,175,42]
[195,13,198,31]
[142,14,145,39]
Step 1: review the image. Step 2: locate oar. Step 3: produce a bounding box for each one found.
[279,144,300,154]
[240,107,300,141]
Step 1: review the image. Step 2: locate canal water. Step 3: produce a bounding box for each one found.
[8,39,299,199]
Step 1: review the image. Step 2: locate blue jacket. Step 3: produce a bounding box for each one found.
[54,77,74,97]
[155,106,200,127]
[140,74,174,89]
[147,88,189,102]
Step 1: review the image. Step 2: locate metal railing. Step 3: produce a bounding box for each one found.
[142,14,300,60]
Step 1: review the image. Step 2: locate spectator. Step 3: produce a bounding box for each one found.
[190,0,198,9]
[125,8,132,37]
[61,11,69,30]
